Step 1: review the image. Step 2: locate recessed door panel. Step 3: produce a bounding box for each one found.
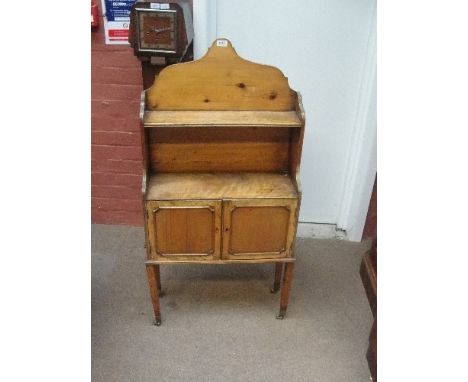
[146,200,221,261]
[222,199,298,260]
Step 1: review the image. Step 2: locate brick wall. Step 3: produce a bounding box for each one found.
[91,4,144,226]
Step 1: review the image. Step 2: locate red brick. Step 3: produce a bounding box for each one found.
[92,100,140,120]
[92,159,143,174]
[92,116,140,132]
[92,50,140,69]
[91,14,148,226]
[92,209,144,226]
[92,172,141,187]
[92,131,141,146]
[92,185,140,200]
[92,67,142,86]
[92,42,132,54]
[92,144,142,161]
[92,197,142,212]
[92,83,142,102]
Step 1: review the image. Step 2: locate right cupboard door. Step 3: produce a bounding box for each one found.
[222,199,298,260]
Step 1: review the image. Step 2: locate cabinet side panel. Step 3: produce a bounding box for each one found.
[289,95,305,194]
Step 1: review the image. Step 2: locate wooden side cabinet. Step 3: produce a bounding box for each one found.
[140,39,305,325]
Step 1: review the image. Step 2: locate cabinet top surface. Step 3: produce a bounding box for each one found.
[146,172,298,200]
[145,39,297,112]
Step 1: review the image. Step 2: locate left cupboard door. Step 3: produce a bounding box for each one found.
[145,200,222,261]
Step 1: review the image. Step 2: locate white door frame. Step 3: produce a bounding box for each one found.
[337,3,377,242]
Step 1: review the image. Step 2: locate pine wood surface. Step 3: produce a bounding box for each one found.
[145,257,296,265]
[149,142,289,173]
[228,206,290,253]
[146,172,298,200]
[148,125,292,173]
[222,198,298,260]
[146,265,161,323]
[290,94,306,195]
[146,200,222,261]
[148,125,292,142]
[146,39,296,111]
[278,262,295,317]
[143,110,302,127]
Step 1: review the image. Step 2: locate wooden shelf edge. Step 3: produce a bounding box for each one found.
[143,110,302,128]
[144,196,298,201]
[145,258,296,265]
[145,172,299,200]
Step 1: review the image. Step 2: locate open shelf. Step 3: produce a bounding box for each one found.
[146,172,298,200]
[143,110,302,128]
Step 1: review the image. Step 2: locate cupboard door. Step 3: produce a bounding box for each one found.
[146,200,222,261]
[222,199,298,260]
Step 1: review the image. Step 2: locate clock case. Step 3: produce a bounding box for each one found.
[129,1,193,62]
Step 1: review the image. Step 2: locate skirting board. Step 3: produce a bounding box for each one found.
[297,222,347,240]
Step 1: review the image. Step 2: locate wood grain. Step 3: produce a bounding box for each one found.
[145,258,296,265]
[229,206,290,253]
[155,208,213,253]
[278,262,295,317]
[146,265,161,323]
[143,110,302,127]
[149,125,291,143]
[146,172,298,200]
[222,198,298,260]
[272,263,284,292]
[290,93,306,195]
[146,39,296,111]
[150,141,289,173]
[146,200,222,261]
[148,125,292,173]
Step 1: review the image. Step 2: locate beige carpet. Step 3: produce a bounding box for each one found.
[92,224,373,382]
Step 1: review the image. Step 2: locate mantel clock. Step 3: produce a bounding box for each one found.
[129,1,193,88]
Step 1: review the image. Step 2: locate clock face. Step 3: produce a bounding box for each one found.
[137,9,177,53]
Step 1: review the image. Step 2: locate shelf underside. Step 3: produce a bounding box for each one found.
[143,110,302,128]
[146,172,298,200]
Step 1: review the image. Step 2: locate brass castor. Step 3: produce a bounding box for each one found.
[270,286,280,294]
[153,318,162,326]
[276,309,286,319]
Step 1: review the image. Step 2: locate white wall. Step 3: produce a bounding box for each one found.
[193,0,376,240]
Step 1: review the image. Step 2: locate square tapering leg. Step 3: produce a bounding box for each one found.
[146,265,162,326]
[270,263,284,293]
[154,264,164,297]
[276,262,295,319]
